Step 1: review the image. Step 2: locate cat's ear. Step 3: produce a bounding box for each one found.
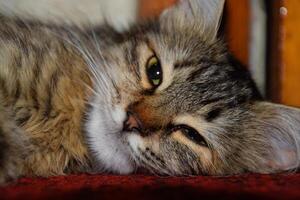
[160,0,225,41]
[252,102,300,172]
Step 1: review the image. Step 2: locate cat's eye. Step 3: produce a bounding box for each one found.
[146,56,162,88]
[172,125,208,147]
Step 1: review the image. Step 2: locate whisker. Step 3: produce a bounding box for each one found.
[136,148,169,176]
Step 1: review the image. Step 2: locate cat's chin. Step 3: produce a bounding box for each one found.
[85,104,136,174]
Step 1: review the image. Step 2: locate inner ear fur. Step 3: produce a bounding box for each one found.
[160,0,225,42]
[249,101,300,172]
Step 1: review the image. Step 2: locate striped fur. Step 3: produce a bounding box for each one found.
[0,17,93,179]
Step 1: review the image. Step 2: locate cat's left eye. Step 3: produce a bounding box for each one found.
[176,125,208,147]
[146,56,162,88]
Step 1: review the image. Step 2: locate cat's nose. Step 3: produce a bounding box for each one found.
[123,111,142,132]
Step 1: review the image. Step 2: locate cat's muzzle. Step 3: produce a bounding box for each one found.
[123,111,142,133]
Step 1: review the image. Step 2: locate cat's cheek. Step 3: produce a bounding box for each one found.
[87,132,135,174]
[127,133,161,155]
[85,103,135,174]
[127,134,145,152]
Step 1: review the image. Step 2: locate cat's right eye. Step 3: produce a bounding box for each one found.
[146,56,163,88]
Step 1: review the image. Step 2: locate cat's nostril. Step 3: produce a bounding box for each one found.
[123,111,142,132]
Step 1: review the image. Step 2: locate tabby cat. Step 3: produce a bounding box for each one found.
[0,0,300,183]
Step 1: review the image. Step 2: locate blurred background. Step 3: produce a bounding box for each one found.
[0,0,299,107]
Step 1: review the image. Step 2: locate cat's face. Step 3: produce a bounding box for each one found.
[86,0,300,175]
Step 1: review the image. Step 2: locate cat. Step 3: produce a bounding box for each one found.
[0,0,300,183]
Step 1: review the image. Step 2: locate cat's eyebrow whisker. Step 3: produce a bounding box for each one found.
[81,82,101,98]
[58,29,140,103]
[91,29,103,63]
[83,58,113,103]
[59,30,111,96]
[91,32,139,92]
[58,33,108,97]
[90,31,111,78]
[90,29,113,73]
[74,43,109,92]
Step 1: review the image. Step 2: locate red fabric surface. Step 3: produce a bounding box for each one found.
[1,173,300,200]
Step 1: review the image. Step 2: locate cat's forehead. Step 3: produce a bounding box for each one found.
[122,20,220,58]
[116,22,260,118]
[147,26,216,60]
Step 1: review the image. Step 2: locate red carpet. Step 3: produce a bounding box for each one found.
[1,173,300,200]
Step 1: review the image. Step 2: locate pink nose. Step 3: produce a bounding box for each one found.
[123,112,142,132]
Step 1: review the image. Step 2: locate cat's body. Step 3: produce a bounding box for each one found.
[0,0,300,182]
[0,17,94,180]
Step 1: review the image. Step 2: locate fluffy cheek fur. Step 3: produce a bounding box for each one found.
[85,102,135,174]
[127,133,203,175]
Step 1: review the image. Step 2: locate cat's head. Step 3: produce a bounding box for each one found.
[86,0,300,175]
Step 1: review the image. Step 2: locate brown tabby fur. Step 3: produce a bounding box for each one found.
[0,17,92,179]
